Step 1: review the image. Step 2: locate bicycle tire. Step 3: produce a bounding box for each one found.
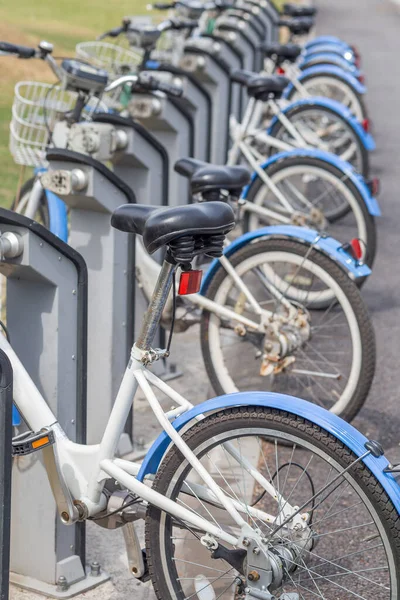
[268,103,370,178]
[200,238,375,421]
[146,406,400,599]
[242,155,377,269]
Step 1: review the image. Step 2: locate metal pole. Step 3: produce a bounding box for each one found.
[0,351,13,600]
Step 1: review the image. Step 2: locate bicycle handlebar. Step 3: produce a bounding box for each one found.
[105,73,183,97]
[149,0,235,12]
[97,26,126,40]
[156,17,199,31]
[149,75,183,96]
[0,41,36,58]
[170,18,199,29]
[150,2,177,9]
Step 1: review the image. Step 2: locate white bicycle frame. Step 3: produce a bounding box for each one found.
[135,236,296,325]
[3,258,302,546]
[263,55,361,116]
[227,96,328,220]
[16,177,43,220]
[231,69,358,164]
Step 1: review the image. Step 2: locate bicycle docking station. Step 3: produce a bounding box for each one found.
[0,350,13,600]
[180,38,233,164]
[43,149,135,451]
[200,33,243,120]
[145,65,212,162]
[0,209,109,597]
[246,0,279,43]
[91,113,167,208]
[51,114,181,387]
[215,17,258,72]
[126,89,193,205]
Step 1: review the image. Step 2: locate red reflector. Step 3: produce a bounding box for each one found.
[178,270,203,295]
[358,74,365,85]
[362,118,370,133]
[371,177,380,196]
[276,66,286,75]
[367,177,380,196]
[350,238,363,261]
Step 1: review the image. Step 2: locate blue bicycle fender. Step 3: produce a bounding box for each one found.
[283,65,366,100]
[12,405,21,427]
[136,391,400,513]
[305,36,351,49]
[299,53,360,77]
[46,190,68,242]
[304,44,355,61]
[240,148,380,217]
[34,167,69,242]
[268,96,375,152]
[145,60,161,69]
[304,49,356,67]
[200,224,371,295]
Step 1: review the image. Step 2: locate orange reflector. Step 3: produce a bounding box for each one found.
[32,436,50,449]
[350,238,363,261]
[178,270,203,295]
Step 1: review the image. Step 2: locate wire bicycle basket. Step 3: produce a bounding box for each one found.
[76,41,143,108]
[10,80,107,168]
[76,41,142,78]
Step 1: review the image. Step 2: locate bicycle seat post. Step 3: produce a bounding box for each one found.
[135,256,176,353]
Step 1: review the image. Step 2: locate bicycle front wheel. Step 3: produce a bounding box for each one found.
[146,407,400,600]
[200,238,375,421]
[12,176,50,227]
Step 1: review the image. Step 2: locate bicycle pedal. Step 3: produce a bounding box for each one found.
[12,430,54,457]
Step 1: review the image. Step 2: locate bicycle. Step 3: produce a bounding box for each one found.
[4,37,380,269]
[2,44,377,419]
[147,1,370,124]
[261,42,369,123]
[42,109,376,422]
[89,19,379,255]
[101,10,375,178]
[1,200,398,600]
[0,40,107,238]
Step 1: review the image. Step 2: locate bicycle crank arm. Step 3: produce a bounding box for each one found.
[122,522,148,580]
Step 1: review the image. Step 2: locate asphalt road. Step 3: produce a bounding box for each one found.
[315,0,400,465]
[11,4,400,600]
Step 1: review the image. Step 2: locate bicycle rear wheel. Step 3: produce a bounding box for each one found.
[242,155,377,268]
[146,406,400,600]
[268,104,369,177]
[286,72,368,122]
[200,239,375,421]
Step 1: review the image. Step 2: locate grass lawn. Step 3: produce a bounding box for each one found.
[0,0,149,206]
[0,0,285,207]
